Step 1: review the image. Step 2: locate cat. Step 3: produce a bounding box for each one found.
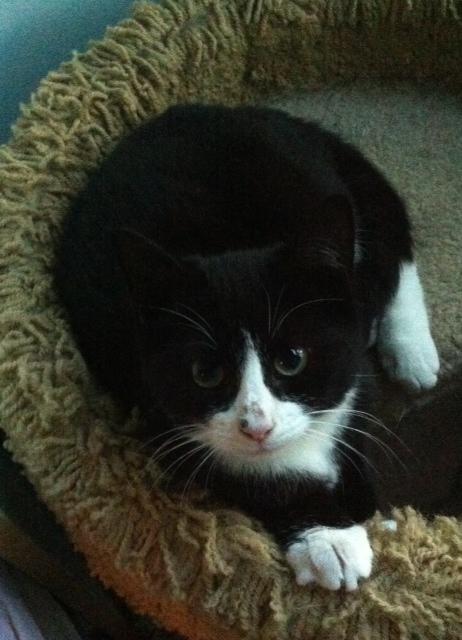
[53,104,439,591]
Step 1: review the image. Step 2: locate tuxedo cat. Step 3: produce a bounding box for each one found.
[54,104,439,591]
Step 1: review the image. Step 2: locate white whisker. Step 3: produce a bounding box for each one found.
[311,408,411,454]
[180,448,215,503]
[135,423,199,453]
[262,285,272,337]
[271,285,286,338]
[161,443,209,483]
[146,437,194,470]
[156,306,217,346]
[177,303,213,332]
[203,456,218,494]
[305,430,365,479]
[311,419,407,472]
[305,428,379,475]
[145,423,203,468]
[272,298,343,337]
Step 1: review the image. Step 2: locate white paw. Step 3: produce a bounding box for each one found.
[286,524,373,591]
[378,328,440,392]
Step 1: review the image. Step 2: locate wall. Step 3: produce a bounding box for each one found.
[0,0,136,142]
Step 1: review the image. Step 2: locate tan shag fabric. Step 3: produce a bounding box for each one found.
[1,1,462,638]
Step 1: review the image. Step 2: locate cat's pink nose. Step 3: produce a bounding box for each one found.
[239,419,273,442]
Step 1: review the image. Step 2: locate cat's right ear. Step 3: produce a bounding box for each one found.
[115,228,184,303]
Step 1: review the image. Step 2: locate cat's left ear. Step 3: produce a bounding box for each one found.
[303,194,356,271]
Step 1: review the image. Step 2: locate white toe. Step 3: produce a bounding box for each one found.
[286,525,373,591]
[379,331,439,392]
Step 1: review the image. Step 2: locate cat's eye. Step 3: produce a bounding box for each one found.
[274,347,308,377]
[192,359,224,389]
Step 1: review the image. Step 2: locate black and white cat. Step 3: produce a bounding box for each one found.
[54,104,439,591]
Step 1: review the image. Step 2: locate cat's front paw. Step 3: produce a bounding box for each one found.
[378,328,440,392]
[286,524,373,591]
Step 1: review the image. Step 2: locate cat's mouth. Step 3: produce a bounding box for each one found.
[248,445,277,456]
[244,438,292,457]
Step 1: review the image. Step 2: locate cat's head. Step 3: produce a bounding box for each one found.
[118,218,364,483]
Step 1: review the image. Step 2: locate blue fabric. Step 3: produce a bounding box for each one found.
[0,0,136,142]
[0,560,82,640]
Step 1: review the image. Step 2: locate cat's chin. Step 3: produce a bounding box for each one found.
[221,436,303,469]
[218,439,290,466]
[246,442,286,457]
[239,433,300,456]
[217,429,339,482]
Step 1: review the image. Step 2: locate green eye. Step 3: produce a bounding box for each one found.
[274,347,308,377]
[192,359,224,388]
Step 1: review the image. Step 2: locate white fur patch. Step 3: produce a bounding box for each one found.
[286,524,373,591]
[196,335,357,482]
[377,261,439,391]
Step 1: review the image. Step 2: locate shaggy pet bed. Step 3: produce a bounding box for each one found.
[1,1,462,638]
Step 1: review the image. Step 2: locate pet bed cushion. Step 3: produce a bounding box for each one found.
[1,1,462,638]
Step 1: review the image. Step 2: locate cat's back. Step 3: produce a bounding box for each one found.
[64,104,340,258]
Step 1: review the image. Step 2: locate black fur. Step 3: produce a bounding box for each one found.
[54,104,412,546]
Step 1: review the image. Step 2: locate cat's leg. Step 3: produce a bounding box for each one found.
[286,524,373,591]
[282,448,376,591]
[377,261,439,392]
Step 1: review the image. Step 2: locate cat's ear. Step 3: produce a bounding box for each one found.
[115,228,185,302]
[301,194,356,271]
